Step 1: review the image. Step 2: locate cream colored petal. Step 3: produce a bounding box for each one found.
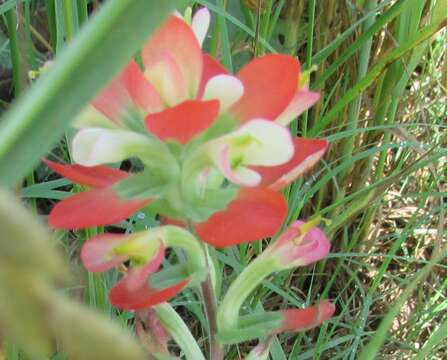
[203,75,244,113]
[237,119,294,166]
[192,8,211,47]
[72,128,152,167]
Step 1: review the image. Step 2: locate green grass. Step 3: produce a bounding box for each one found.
[0,0,446,359]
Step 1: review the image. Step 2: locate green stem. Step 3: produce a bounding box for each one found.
[6,10,24,95]
[62,0,77,41]
[77,0,89,26]
[154,303,206,360]
[163,225,207,278]
[301,0,316,136]
[217,256,277,332]
[186,222,223,360]
[46,0,58,49]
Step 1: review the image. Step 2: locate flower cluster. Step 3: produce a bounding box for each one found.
[46,7,334,352]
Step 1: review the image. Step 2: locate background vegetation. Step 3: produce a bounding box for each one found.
[0,0,445,359]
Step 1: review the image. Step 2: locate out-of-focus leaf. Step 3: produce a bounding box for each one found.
[0,269,54,356]
[0,188,66,278]
[0,188,148,359]
[48,297,147,360]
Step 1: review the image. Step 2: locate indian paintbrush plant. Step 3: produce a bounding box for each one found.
[46,8,334,360]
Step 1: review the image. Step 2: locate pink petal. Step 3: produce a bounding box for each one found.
[44,159,128,188]
[92,60,164,121]
[48,187,150,229]
[195,187,287,248]
[276,89,320,126]
[278,300,335,333]
[109,277,189,311]
[142,16,203,98]
[273,221,331,267]
[144,53,189,106]
[230,55,300,123]
[198,54,227,99]
[254,138,328,191]
[123,60,164,114]
[145,99,219,144]
[92,73,130,124]
[80,233,129,272]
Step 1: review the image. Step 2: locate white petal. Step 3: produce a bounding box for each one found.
[276,90,320,126]
[238,119,294,166]
[231,167,261,187]
[192,8,210,47]
[72,128,152,166]
[203,75,244,113]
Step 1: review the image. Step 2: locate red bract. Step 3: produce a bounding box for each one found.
[254,138,329,190]
[195,187,287,248]
[110,278,189,311]
[278,300,335,333]
[230,55,300,122]
[45,160,150,229]
[145,99,219,144]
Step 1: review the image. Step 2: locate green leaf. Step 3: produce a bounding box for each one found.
[0,0,183,188]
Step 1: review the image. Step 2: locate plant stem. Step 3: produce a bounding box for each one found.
[62,0,76,41]
[154,303,206,360]
[201,273,224,360]
[187,221,224,360]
